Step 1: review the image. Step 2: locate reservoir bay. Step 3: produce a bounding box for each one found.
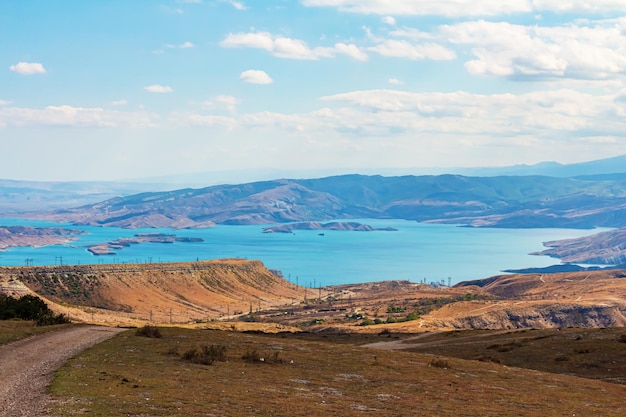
[0,218,603,286]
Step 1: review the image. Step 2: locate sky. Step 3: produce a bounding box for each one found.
[2,0,626,183]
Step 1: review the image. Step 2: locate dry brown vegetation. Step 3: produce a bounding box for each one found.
[47,327,626,416]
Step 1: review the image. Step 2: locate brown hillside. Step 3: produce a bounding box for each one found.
[0,260,304,325]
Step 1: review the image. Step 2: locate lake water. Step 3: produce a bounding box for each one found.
[0,218,603,286]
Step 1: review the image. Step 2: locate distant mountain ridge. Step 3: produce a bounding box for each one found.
[2,154,625,214]
[19,173,626,230]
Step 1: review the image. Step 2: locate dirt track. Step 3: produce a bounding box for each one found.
[0,326,125,417]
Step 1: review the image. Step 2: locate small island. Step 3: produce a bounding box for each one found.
[87,233,204,256]
[262,221,398,233]
[0,225,86,251]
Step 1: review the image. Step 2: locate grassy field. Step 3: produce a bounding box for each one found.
[0,320,71,345]
[397,327,626,385]
[48,326,626,416]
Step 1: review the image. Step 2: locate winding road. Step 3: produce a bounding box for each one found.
[0,326,125,417]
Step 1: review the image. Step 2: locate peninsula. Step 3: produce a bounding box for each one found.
[0,226,85,252]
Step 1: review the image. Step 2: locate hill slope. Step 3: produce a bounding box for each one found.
[22,174,626,229]
[0,260,303,324]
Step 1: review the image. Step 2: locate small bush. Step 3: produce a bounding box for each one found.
[165,346,179,356]
[429,358,450,369]
[242,347,261,362]
[181,344,227,365]
[36,313,71,326]
[135,325,162,338]
[378,328,392,337]
[242,348,283,364]
[618,334,626,343]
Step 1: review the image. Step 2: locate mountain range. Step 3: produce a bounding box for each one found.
[15,173,626,231]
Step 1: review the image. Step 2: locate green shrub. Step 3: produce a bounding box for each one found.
[182,344,227,365]
[135,325,162,338]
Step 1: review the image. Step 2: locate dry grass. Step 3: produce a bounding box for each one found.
[48,327,626,416]
[0,320,72,345]
[392,327,626,385]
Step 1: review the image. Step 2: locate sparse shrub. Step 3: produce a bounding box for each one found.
[618,334,626,343]
[241,348,283,364]
[359,317,375,326]
[181,344,227,365]
[242,347,261,362]
[555,355,570,362]
[429,358,450,369]
[165,346,179,356]
[135,325,162,338]
[378,328,392,337]
[36,312,70,326]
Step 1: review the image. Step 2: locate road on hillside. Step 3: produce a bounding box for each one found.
[0,326,125,417]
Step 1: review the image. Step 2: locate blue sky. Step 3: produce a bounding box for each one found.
[2,0,626,182]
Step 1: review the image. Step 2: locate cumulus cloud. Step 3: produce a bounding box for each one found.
[0,100,11,106]
[240,69,273,84]
[388,78,403,85]
[302,0,626,17]
[180,41,194,48]
[220,31,368,61]
[382,16,396,26]
[144,84,174,93]
[440,19,626,80]
[9,62,46,75]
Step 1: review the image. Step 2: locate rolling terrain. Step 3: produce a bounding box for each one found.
[2,260,625,332]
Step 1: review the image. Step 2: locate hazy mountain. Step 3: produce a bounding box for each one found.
[20,174,626,230]
[0,179,177,213]
[452,154,626,177]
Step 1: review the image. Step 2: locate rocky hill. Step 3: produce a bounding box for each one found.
[533,228,626,265]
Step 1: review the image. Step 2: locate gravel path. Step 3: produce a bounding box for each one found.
[0,325,125,417]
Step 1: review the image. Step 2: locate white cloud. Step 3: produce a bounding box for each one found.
[200,95,241,112]
[220,31,367,61]
[0,105,156,128]
[227,0,247,10]
[173,112,237,129]
[180,41,194,48]
[0,100,11,106]
[368,39,456,60]
[240,70,273,84]
[301,0,533,17]
[144,84,174,93]
[302,0,626,17]
[111,99,128,106]
[382,16,396,26]
[440,19,626,80]
[9,62,46,75]
[533,0,626,13]
[388,78,403,85]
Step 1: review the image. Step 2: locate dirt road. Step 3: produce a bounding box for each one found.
[0,325,125,417]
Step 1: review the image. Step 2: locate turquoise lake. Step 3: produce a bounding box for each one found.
[0,218,603,286]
